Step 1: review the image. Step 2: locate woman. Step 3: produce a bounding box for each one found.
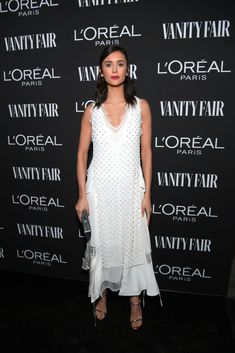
[75,45,161,330]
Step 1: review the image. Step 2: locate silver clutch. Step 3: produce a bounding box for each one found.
[81,209,91,241]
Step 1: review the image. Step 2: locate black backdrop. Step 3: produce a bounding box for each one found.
[0,0,234,296]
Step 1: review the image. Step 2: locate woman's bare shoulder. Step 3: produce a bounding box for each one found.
[139,98,151,114]
[82,102,95,122]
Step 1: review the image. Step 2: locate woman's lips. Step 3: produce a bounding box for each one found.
[110,76,120,79]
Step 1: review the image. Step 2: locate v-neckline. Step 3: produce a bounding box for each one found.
[101,103,129,130]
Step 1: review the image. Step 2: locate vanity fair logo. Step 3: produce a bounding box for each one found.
[4,32,57,51]
[3,67,61,87]
[78,64,137,81]
[8,103,59,118]
[160,101,224,117]
[74,24,141,46]
[77,0,139,7]
[162,20,230,39]
[157,172,218,188]
[155,264,211,282]
[17,223,63,239]
[0,0,59,17]
[154,135,224,155]
[12,166,61,181]
[157,59,231,81]
[8,134,63,152]
[0,248,4,259]
[155,235,212,252]
[75,99,95,112]
[12,193,65,212]
[16,248,67,266]
[152,203,218,222]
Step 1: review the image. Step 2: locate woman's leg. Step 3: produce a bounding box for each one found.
[95,289,107,320]
[130,295,142,330]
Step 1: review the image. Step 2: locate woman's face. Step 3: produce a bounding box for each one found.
[101,50,128,86]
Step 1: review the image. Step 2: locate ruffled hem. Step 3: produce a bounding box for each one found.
[88,262,160,303]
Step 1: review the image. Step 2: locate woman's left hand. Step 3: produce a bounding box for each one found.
[141,193,152,225]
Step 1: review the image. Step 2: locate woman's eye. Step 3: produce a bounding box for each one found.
[105,63,111,67]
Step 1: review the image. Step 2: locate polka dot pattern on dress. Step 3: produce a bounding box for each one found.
[89,98,150,270]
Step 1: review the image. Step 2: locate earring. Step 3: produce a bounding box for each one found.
[101,73,104,77]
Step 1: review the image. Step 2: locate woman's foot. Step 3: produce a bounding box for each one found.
[95,290,107,320]
[130,296,142,330]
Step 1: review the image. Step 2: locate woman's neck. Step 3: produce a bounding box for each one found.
[105,85,125,104]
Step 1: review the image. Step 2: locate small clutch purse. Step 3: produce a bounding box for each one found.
[81,210,92,270]
[81,209,91,241]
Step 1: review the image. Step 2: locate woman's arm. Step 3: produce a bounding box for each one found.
[75,104,92,220]
[140,99,152,224]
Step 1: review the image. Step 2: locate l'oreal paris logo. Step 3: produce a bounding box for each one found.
[0,0,59,16]
[12,194,65,212]
[3,67,60,87]
[8,134,62,152]
[152,203,218,222]
[154,135,224,155]
[162,20,230,39]
[74,24,141,46]
[155,264,211,281]
[157,60,231,81]
[16,249,67,266]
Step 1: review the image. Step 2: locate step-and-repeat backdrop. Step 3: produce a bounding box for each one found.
[0,0,234,296]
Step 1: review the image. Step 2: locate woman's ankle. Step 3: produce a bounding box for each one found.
[130,295,140,303]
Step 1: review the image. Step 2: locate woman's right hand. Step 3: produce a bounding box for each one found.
[75,196,89,222]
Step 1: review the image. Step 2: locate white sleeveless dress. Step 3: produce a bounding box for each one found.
[83,97,160,303]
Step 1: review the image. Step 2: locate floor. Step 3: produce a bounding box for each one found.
[1,269,235,353]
